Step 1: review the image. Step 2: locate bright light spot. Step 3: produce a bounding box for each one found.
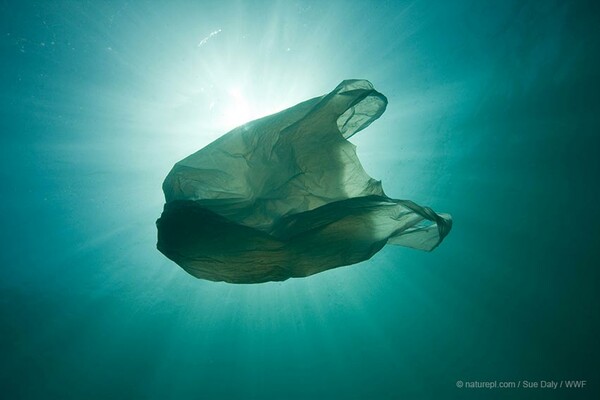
[219,86,254,128]
[228,87,243,100]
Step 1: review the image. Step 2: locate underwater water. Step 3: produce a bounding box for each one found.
[1,0,599,399]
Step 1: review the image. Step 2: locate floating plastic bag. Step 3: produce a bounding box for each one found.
[157,80,452,283]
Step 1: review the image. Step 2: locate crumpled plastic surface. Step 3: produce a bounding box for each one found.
[157,80,452,283]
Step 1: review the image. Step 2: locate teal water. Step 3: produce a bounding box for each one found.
[1,1,598,399]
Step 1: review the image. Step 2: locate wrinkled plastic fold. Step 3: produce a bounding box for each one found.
[157,80,452,283]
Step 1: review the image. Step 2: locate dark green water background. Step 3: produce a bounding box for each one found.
[1,1,598,399]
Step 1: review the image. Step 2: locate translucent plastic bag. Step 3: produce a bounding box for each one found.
[157,80,452,283]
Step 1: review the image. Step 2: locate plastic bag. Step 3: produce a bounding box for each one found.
[157,80,452,283]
